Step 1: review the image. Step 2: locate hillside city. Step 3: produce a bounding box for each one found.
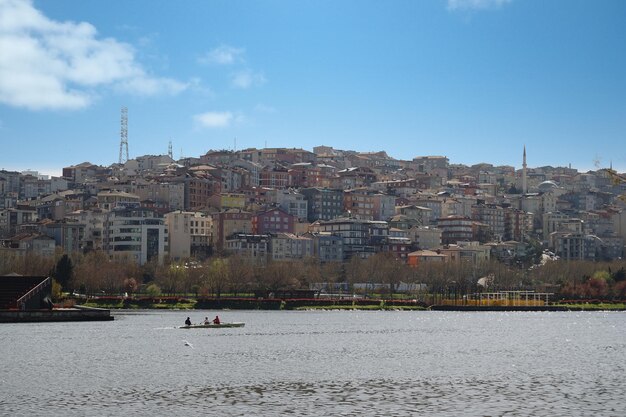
[2,145,626,298]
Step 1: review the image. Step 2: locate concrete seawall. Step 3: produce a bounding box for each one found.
[0,306,114,323]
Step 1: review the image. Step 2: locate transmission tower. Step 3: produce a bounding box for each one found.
[119,106,129,164]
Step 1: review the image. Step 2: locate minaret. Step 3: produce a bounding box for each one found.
[522,145,527,195]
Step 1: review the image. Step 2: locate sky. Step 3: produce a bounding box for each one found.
[1,0,625,177]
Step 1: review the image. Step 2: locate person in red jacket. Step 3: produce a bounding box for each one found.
[213,315,220,325]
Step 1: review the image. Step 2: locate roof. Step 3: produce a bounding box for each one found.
[408,250,446,257]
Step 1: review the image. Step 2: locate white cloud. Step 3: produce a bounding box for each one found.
[447,0,512,11]
[186,77,214,96]
[0,0,187,110]
[193,111,234,128]
[231,70,266,89]
[198,45,245,65]
[198,44,268,89]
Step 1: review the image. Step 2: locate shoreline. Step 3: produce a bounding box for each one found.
[76,297,626,312]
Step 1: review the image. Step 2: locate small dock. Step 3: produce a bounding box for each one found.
[0,306,114,323]
[0,274,114,323]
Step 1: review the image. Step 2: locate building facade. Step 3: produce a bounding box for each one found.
[103,206,168,265]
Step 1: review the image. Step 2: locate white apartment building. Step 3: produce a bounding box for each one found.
[103,206,168,265]
[270,233,314,261]
[165,211,213,261]
[232,159,262,187]
[66,209,106,251]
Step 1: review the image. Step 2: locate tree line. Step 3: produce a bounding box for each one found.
[1,249,625,301]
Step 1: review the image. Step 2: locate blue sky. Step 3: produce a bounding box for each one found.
[1,0,625,176]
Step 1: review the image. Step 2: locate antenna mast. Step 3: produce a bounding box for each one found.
[168,140,173,159]
[119,106,129,164]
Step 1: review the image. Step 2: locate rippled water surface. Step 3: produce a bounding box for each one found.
[1,310,625,416]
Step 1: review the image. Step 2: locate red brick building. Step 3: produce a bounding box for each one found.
[253,208,296,234]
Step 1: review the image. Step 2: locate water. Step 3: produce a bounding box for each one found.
[1,310,625,416]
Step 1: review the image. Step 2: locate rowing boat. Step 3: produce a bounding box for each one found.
[179,322,245,329]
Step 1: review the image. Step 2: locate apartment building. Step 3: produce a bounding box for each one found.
[260,167,290,188]
[439,241,491,265]
[253,208,296,235]
[300,188,344,222]
[395,205,432,226]
[408,226,442,250]
[270,233,314,261]
[472,203,505,241]
[213,209,253,251]
[437,216,473,245]
[65,209,106,251]
[224,233,270,263]
[0,206,37,238]
[103,206,168,265]
[165,211,213,261]
[185,173,220,211]
[411,156,449,179]
[304,232,344,262]
[311,217,380,259]
[343,188,376,220]
[269,189,308,221]
[133,181,185,211]
[40,220,85,253]
[97,190,141,211]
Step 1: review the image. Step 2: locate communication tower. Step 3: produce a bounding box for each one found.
[119,106,129,164]
[168,140,173,159]
[522,145,527,195]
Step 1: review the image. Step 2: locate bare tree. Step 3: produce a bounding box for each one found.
[262,261,300,292]
[345,256,368,290]
[295,257,322,289]
[366,253,408,298]
[154,261,187,295]
[320,261,342,292]
[204,258,230,298]
[73,251,111,294]
[226,255,255,296]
